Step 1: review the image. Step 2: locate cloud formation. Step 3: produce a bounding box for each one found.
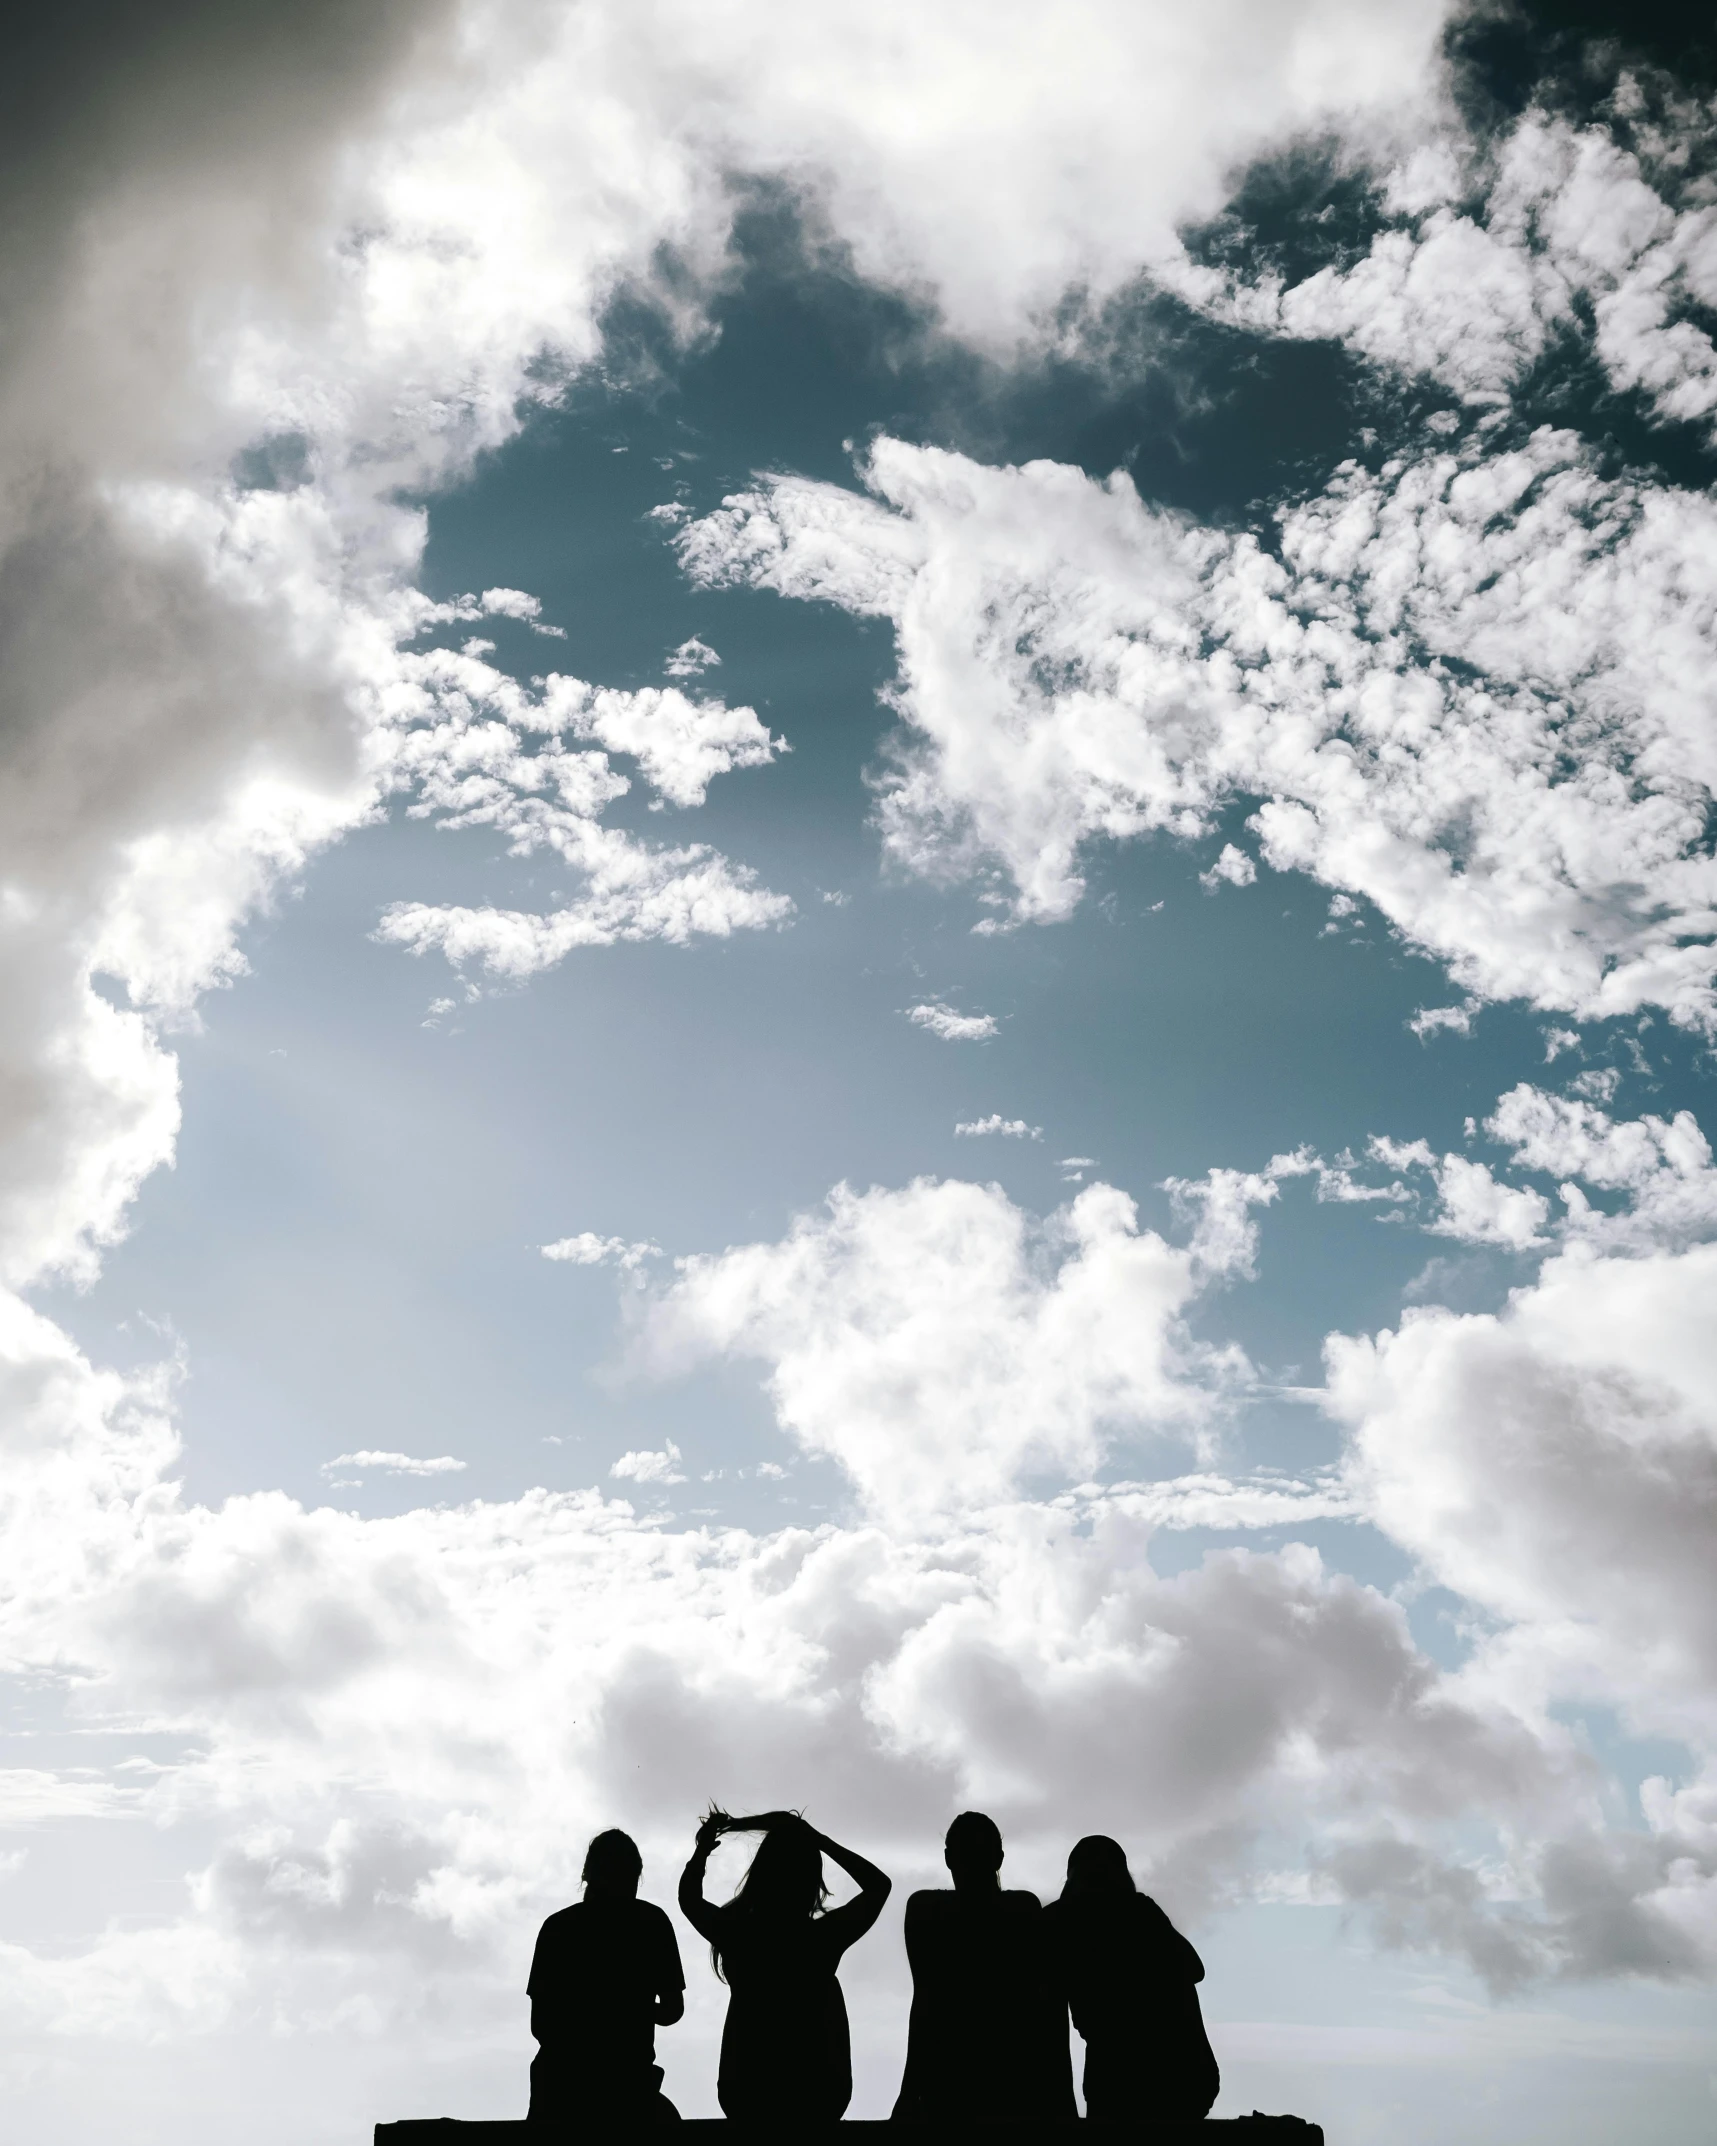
[322,1452,468,1478]
[906,1002,999,1042]
[646,1176,1244,1523]
[682,419,1717,1026]
[8,0,1717,2125]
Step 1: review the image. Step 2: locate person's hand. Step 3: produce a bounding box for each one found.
[695,1807,730,1853]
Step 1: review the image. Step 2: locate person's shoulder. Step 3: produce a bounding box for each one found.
[635,1898,676,1932]
[905,1887,955,1915]
[999,1888,1043,1911]
[536,1902,581,1936]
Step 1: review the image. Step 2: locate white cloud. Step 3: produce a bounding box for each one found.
[478,587,543,622]
[1424,1156,1549,1251]
[664,636,721,677]
[1410,1002,1479,1039]
[0,1145,1707,2093]
[1164,1166,1283,1281]
[647,1176,1240,1523]
[906,1001,998,1042]
[954,1115,1041,1139]
[1185,109,1717,437]
[1200,842,1257,889]
[369,651,792,981]
[682,414,1717,1030]
[1329,1236,1717,1839]
[609,1443,687,1485]
[542,1232,662,1270]
[321,1452,468,1477]
[7,0,1448,1302]
[1486,1083,1717,1254]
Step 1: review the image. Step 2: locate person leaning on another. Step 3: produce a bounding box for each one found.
[1043,1834,1219,2136]
[526,1828,685,2127]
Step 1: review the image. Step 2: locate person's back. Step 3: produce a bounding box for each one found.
[892,1812,1075,2125]
[528,1830,684,2126]
[1043,1835,1218,2131]
[679,1807,892,2125]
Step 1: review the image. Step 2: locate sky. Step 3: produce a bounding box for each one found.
[2,0,1717,2138]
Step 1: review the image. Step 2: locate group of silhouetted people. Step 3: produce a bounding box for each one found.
[526,1809,1219,2133]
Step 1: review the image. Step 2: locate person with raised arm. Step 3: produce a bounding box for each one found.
[891,1810,1076,2125]
[527,1828,685,2127]
[678,1807,891,2123]
[1042,1834,1219,2132]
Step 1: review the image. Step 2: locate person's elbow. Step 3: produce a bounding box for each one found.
[656,1990,685,2026]
[872,1872,894,1902]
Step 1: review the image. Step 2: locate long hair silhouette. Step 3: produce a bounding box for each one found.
[1062,1832,1133,1899]
[1045,1835,1218,2130]
[702,1809,829,1979]
[679,1806,890,2123]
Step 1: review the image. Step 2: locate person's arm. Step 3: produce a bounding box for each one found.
[677,1812,726,1945]
[810,1823,891,1947]
[900,1889,932,1980]
[654,1904,687,2024]
[526,1922,553,2046]
[1140,1895,1204,1983]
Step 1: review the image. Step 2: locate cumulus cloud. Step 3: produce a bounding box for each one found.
[1327,1240,1717,1975]
[954,1115,1041,1139]
[906,1001,998,1042]
[1410,1002,1479,1039]
[610,1444,687,1485]
[1200,843,1257,890]
[646,1177,1241,1523]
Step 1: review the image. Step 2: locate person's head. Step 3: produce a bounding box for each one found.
[582,1828,643,1900]
[731,1817,827,1923]
[944,1810,1004,1891]
[1061,1833,1136,1902]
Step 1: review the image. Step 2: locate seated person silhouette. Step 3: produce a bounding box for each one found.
[527,1828,685,2128]
[678,1806,891,2124]
[1042,1834,1219,2135]
[890,1810,1076,2125]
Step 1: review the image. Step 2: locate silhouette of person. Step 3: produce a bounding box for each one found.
[678,1807,891,2123]
[1042,1835,1219,2134]
[891,1810,1077,2125]
[527,1828,685,2129]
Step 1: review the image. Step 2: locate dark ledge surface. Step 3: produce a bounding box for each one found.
[377,2121,1323,2141]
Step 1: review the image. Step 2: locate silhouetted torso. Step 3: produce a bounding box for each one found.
[704,1904,861,2122]
[892,1889,1076,2125]
[527,1897,684,2123]
[1043,1893,1218,2129]
[682,1896,882,2122]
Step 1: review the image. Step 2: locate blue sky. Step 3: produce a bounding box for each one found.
[3,2,1717,2140]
